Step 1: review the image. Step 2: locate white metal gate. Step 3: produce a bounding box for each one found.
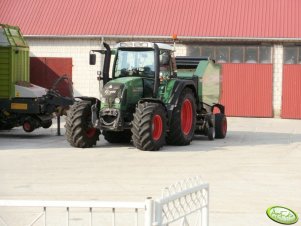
[0,177,209,226]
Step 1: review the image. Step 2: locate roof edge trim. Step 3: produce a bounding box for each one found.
[24,35,301,42]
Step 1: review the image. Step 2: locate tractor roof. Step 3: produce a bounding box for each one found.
[115,42,173,51]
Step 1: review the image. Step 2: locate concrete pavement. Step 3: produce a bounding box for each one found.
[0,117,301,226]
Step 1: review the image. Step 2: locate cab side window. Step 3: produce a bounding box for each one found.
[160,50,171,77]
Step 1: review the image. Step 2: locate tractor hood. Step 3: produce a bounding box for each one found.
[101,77,143,110]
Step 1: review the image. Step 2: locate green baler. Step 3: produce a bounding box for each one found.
[176,56,221,106]
[0,24,73,132]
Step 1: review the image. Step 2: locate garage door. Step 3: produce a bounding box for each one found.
[30,57,72,97]
[281,65,301,119]
[220,64,273,117]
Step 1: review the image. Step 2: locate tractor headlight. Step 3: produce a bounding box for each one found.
[114,98,121,104]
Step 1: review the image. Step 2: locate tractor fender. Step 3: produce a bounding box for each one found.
[75,96,100,106]
[168,80,198,107]
[138,98,168,113]
[74,97,101,126]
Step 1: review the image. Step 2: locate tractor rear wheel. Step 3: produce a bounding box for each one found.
[167,88,196,145]
[131,102,167,151]
[215,113,227,138]
[103,130,132,143]
[65,101,100,148]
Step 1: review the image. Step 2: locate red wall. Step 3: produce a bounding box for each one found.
[30,57,72,97]
[281,65,301,119]
[220,64,273,117]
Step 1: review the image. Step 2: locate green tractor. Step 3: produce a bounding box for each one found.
[65,42,227,151]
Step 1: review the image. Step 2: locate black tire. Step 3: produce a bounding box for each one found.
[208,126,215,140]
[103,130,132,143]
[65,101,100,148]
[215,113,227,139]
[166,88,196,145]
[41,120,52,129]
[131,102,167,151]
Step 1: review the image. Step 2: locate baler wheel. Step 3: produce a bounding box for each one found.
[65,101,100,148]
[215,113,227,138]
[166,88,196,145]
[131,102,167,151]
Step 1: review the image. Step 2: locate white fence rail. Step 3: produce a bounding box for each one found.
[0,177,209,226]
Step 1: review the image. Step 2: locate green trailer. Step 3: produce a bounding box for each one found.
[0,24,29,99]
[0,24,73,132]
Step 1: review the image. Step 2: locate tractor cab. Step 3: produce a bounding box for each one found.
[113,42,176,79]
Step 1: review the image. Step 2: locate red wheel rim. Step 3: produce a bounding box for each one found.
[23,122,31,131]
[181,99,193,135]
[86,128,96,138]
[152,114,163,141]
[222,118,227,135]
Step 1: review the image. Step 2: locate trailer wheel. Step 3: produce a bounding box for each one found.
[41,120,52,129]
[167,88,196,145]
[215,113,227,138]
[65,101,100,148]
[131,102,167,151]
[103,130,132,143]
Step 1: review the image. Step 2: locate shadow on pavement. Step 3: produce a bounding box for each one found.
[1,129,301,151]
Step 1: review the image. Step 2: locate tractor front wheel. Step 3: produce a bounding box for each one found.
[167,88,196,145]
[65,101,100,148]
[131,102,167,151]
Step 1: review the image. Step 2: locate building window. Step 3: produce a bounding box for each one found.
[259,46,271,63]
[201,46,214,58]
[186,45,200,57]
[245,47,258,63]
[230,47,243,63]
[184,44,272,64]
[284,47,298,64]
[216,47,229,63]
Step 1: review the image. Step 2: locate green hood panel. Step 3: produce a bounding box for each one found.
[102,77,143,110]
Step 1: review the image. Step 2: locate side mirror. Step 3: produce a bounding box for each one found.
[89,53,96,65]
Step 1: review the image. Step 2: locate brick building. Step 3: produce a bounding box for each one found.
[1,0,301,118]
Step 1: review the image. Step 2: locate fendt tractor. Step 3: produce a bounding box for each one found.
[65,42,227,151]
[0,24,73,132]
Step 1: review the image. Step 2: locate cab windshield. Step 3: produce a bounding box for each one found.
[114,49,155,78]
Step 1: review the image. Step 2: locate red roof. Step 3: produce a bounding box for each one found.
[1,0,300,39]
